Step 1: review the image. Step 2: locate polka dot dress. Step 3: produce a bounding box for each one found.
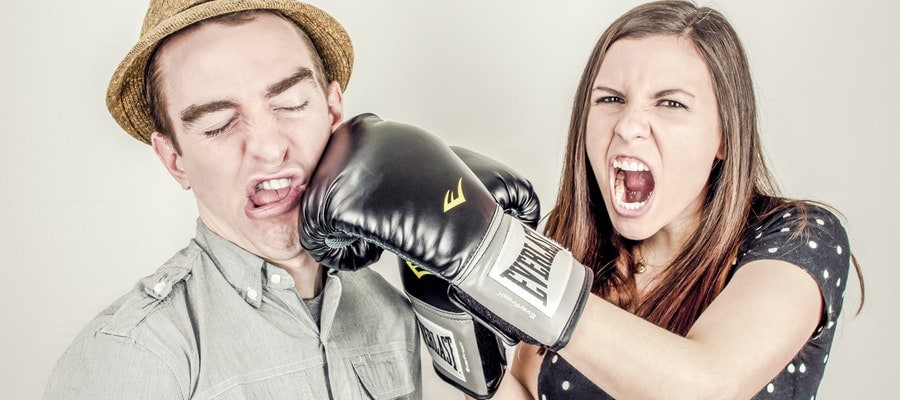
[536,204,851,399]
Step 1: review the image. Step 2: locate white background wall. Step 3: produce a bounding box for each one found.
[1,1,896,398]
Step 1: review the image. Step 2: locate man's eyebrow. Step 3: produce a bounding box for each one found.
[266,68,314,98]
[180,100,238,125]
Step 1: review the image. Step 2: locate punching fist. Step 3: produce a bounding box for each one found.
[450,146,540,229]
[400,146,539,399]
[301,113,592,350]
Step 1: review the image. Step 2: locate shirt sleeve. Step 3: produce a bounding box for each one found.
[736,204,852,336]
[43,331,186,400]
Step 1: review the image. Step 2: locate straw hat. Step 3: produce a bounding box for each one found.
[106,0,353,144]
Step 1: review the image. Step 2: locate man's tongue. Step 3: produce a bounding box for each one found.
[251,187,291,207]
[623,170,654,203]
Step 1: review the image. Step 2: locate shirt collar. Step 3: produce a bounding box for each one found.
[193,220,270,308]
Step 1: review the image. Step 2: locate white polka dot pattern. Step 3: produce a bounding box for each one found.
[536,204,851,400]
[731,206,850,398]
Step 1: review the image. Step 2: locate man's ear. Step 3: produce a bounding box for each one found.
[326,81,344,132]
[151,131,191,190]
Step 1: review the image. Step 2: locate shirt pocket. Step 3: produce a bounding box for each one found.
[349,342,417,399]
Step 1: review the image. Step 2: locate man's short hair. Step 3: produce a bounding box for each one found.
[144,10,329,153]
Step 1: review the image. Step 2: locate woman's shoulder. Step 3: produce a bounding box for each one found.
[749,199,847,240]
[740,198,851,292]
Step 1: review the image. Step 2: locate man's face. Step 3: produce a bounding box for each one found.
[150,13,343,265]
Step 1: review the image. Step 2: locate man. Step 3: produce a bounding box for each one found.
[43,1,420,399]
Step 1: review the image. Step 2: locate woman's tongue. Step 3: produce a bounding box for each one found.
[623,170,654,203]
[251,187,291,207]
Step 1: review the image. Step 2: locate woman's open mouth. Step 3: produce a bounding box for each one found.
[613,158,655,212]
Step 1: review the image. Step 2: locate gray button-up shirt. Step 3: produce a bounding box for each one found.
[44,222,421,399]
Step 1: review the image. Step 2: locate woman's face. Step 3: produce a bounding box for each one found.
[586,35,723,241]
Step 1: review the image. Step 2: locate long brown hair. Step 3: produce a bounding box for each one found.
[544,0,862,335]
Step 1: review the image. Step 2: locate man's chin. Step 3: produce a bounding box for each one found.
[255,244,304,264]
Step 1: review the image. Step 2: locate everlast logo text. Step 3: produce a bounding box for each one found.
[499,228,560,307]
[420,323,461,375]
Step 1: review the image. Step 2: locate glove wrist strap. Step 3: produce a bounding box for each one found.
[452,213,593,349]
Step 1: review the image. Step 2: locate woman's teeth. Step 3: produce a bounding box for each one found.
[613,159,652,211]
[613,159,649,172]
[615,171,647,210]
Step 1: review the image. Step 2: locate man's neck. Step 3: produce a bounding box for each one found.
[271,255,324,299]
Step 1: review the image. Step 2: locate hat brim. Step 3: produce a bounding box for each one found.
[106,0,352,144]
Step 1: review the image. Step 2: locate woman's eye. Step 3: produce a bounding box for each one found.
[595,96,624,104]
[659,99,687,109]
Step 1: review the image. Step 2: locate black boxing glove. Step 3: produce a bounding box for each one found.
[450,146,540,229]
[401,260,505,399]
[301,113,592,350]
[400,146,539,399]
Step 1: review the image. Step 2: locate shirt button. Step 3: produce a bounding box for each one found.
[247,288,258,300]
[270,274,282,284]
[153,282,166,296]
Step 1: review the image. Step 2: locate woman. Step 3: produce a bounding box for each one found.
[496,1,863,399]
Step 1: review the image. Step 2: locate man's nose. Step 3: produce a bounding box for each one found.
[246,112,289,165]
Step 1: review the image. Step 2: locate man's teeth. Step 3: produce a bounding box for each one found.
[256,178,291,191]
[613,159,649,172]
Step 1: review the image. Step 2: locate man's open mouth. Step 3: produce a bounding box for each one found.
[250,178,293,208]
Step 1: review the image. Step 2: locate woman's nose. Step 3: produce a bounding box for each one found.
[613,105,651,141]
